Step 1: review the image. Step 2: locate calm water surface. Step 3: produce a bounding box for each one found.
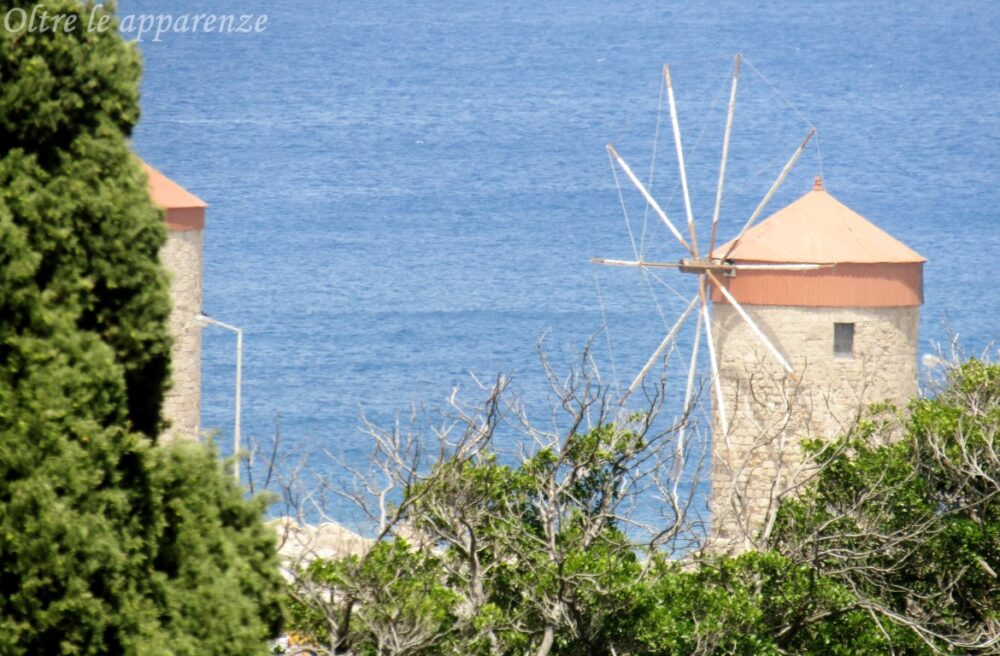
[127,1,1000,513]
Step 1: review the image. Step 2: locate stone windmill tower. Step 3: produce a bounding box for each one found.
[708,177,925,549]
[593,56,926,552]
[143,161,207,441]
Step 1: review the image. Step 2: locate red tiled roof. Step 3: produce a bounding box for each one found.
[141,161,206,210]
[713,179,925,264]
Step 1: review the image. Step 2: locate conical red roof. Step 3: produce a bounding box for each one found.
[141,161,206,210]
[140,160,206,231]
[712,179,925,264]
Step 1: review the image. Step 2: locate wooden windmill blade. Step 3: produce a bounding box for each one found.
[706,270,794,373]
[699,280,729,437]
[723,128,815,260]
[591,258,685,269]
[664,64,699,256]
[623,294,700,400]
[709,54,741,258]
[592,258,830,272]
[607,144,693,254]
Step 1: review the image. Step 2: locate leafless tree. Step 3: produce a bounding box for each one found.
[254,341,709,655]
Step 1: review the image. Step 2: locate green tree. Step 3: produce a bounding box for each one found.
[768,359,1000,653]
[282,357,694,656]
[0,0,170,437]
[630,360,998,655]
[284,358,999,655]
[0,2,285,653]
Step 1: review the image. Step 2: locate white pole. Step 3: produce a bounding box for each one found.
[233,328,242,484]
[700,281,729,438]
[674,309,702,505]
[196,313,244,484]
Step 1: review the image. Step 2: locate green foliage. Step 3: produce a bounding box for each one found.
[286,360,999,655]
[635,552,930,655]
[624,360,999,654]
[287,422,654,655]
[0,2,285,652]
[442,426,652,655]
[0,424,285,655]
[770,360,1000,652]
[292,540,461,655]
[0,0,171,437]
[140,441,285,654]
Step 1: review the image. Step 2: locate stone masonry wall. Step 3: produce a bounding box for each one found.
[160,228,204,441]
[709,304,919,552]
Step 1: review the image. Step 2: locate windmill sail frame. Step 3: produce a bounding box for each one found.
[595,54,821,419]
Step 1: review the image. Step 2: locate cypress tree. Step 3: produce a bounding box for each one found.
[0,0,170,437]
[0,2,284,653]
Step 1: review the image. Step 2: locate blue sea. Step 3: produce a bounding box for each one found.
[127,1,1000,514]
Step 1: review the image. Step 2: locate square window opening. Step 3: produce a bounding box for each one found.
[834,322,854,357]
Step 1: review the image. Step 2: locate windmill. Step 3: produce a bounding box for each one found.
[593,55,822,441]
[595,57,926,548]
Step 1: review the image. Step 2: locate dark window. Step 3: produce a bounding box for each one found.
[834,323,854,356]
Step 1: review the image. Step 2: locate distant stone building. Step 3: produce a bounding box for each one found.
[708,178,924,551]
[143,161,207,441]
